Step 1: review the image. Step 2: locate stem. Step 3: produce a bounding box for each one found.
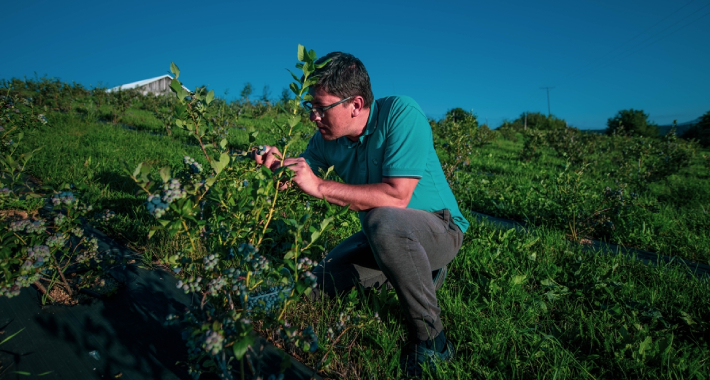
[12,233,26,245]
[277,299,292,321]
[226,290,235,310]
[51,254,73,296]
[255,143,291,248]
[33,281,55,302]
[187,102,212,165]
[182,220,196,253]
[200,292,207,310]
[316,326,354,372]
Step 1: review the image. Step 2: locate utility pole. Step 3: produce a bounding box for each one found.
[540,87,555,117]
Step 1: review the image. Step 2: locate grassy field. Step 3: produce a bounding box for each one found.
[2,76,709,379]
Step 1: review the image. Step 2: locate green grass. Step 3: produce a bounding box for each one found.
[273,217,710,378]
[448,133,710,265]
[8,86,710,379]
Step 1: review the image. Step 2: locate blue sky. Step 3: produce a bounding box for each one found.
[2,0,708,129]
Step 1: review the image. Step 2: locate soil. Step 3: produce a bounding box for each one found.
[0,209,38,221]
[42,273,122,306]
[47,284,79,306]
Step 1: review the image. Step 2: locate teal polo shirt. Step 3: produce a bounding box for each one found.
[301,96,469,233]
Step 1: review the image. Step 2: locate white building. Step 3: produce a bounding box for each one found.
[107,75,190,95]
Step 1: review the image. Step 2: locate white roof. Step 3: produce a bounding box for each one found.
[107,74,190,92]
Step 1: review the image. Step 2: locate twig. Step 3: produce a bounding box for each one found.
[33,281,55,303]
[315,326,354,375]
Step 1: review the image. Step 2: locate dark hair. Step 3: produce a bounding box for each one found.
[313,52,374,109]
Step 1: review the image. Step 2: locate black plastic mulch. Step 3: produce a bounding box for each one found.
[0,227,321,380]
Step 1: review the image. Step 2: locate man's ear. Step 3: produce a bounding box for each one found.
[351,96,365,117]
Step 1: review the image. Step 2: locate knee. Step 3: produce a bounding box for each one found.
[362,207,404,242]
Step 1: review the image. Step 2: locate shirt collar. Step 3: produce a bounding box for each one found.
[338,100,378,148]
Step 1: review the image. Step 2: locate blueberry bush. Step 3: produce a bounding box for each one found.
[0,92,116,303]
[125,46,378,379]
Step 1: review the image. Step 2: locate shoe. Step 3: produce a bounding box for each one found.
[432,265,448,291]
[400,338,455,378]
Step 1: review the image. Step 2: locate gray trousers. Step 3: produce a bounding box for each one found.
[313,207,463,341]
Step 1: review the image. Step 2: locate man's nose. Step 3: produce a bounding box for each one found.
[309,111,320,122]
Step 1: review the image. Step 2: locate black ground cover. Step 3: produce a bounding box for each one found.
[0,228,321,380]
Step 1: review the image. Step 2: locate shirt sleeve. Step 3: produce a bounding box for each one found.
[299,132,330,177]
[381,97,430,178]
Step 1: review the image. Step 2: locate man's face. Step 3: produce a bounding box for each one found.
[308,87,356,141]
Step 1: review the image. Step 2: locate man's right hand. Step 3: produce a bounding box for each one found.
[252,145,283,172]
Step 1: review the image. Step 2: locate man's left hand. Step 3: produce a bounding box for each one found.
[282,157,323,199]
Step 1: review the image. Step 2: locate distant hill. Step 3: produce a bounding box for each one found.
[580,118,700,136]
[657,118,700,136]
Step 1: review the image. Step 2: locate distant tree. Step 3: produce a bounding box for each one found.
[259,85,272,105]
[682,110,710,147]
[279,87,291,105]
[509,112,567,130]
[240,82,253,103]
[445,107,473,123]
[606,109,658,137]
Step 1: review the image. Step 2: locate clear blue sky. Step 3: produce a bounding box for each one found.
[2,0,709,129]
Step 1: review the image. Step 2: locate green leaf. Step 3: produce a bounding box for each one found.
[132,162,143,179]
[170,78,182,94]
[148,227,158,239]
[336,204,350,218]
[320,217,333,231]
[639,336,652,355]
[232,334,255,360]
[510,274,527,286]
[310,231,320,244]
[170,62,180,79]
[0,328,24,345]
[308,49,316,61]
[618,326,631,342]
[220,138,228,151]
[295,282,307,295]
[206,89,215,105]
[658,335,673,355]
[210,152,231,175]
[288,70,301,84]
[314,58,331,69]
[289,82,300,96]
[522,237,539,249]
[680,311,696,326]
[13,371,31,376]
[159,166,171,183]
[288,116,299,128]
[297,44,306,61]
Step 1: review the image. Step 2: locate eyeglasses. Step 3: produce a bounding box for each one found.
[303,96,352,118]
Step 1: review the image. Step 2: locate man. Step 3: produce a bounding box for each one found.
[255,52,469,377]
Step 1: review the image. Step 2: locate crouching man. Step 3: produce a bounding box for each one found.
[255,52,469,377]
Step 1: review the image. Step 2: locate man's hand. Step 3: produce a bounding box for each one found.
[282,157,323,198]
[252,145,283,172]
